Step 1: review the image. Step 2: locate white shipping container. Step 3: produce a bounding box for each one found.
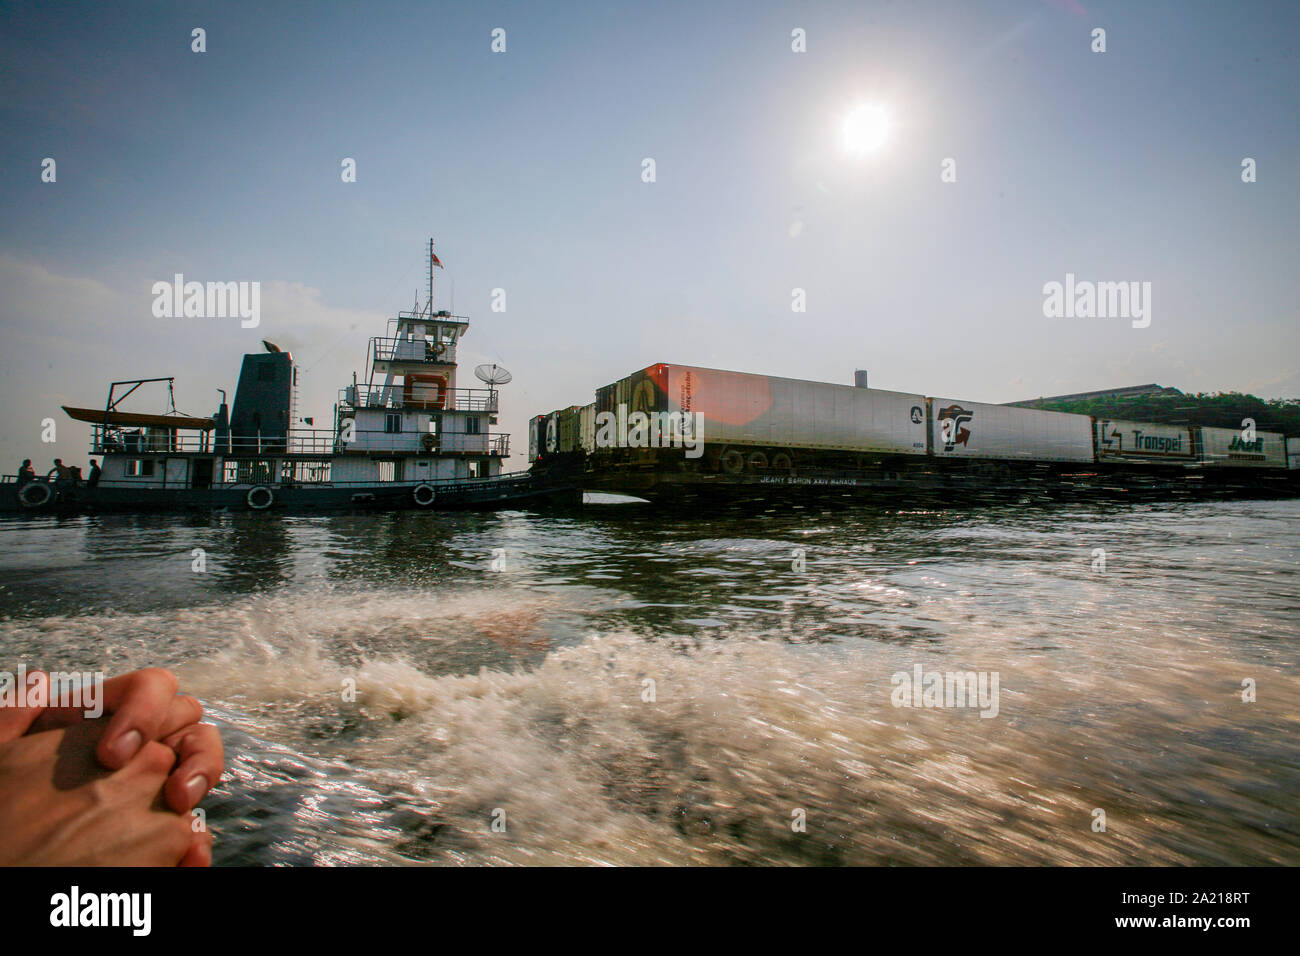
[930,398,1094,462]
[1094,419,1194,461]
[579,403,597,454]
[1198,427,1286,468]
[664,365,927,455]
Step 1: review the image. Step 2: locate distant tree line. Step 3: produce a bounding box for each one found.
[1036,392,1300,436]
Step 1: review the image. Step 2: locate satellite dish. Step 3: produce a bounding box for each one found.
[474,364,513,385]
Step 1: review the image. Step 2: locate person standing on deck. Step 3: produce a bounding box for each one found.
[87,460,101,488]
[47,459,72,487]
[16,460,36,487]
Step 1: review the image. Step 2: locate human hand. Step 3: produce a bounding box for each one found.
[22,668,224,814]
[0,715,211,866]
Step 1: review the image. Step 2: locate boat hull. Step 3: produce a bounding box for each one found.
[0,477,581,515]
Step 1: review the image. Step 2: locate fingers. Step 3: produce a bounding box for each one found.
[161,722,224,814]
[112,739,179,800]
[20,668,206,770]
[0,670,48,743]
[25,673,200,744]
[9,669,224,866]
[179,828,214,867]
[95,740,212,867]
[95,669,181,770]
[139,814,200,868]
[157,694,204,742]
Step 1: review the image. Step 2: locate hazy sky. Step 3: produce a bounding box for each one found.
[2,0,1297,471]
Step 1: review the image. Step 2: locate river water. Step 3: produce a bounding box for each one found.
[1,496,1296,865]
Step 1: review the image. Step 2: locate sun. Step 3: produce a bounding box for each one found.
[841,103,891,154]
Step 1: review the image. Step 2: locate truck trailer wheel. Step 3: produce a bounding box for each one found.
[745,451,768,473]
[719,448,745,475]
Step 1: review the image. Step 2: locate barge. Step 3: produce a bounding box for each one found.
[530,363,1300,503]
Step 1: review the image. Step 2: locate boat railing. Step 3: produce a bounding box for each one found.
[86,426,509,457]
[338,386,498,413]
[87,427,332,456]
[371,336,457,367]
[395,309,469,325]
[333,430,510,455]
[88,425,215,455]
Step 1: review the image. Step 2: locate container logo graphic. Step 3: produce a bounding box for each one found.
[1099,422,1123,452]
[1099,421,1186,456]
[631,379,657,416]
[937,404,973,451]
[910,405,923,424]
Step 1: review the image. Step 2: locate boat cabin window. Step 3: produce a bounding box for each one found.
[468,460,482,479]
[223,460,273,484]
[385,413,402,434]
[465,416,481,435]
[126,459,155,477]
[286,460,332,484]
[428,415,441,435]
[377,460,401,482]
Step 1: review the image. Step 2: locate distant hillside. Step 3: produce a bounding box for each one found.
[1035,392,1300,437]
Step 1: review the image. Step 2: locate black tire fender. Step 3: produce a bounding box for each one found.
[247,486,274,510]
[18,482,54,508]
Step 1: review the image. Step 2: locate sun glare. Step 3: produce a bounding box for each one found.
[841,103,891,154]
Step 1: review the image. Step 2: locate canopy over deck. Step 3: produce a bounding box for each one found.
[62,406,215,431]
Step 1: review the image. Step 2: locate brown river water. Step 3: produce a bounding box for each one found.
[0,496,1296,865]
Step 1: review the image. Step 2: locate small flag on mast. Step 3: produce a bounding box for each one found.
[431,250,444,269]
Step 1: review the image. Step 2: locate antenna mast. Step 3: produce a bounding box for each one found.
[428,237,435,316]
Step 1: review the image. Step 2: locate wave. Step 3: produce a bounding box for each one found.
[3,583,1296,865]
